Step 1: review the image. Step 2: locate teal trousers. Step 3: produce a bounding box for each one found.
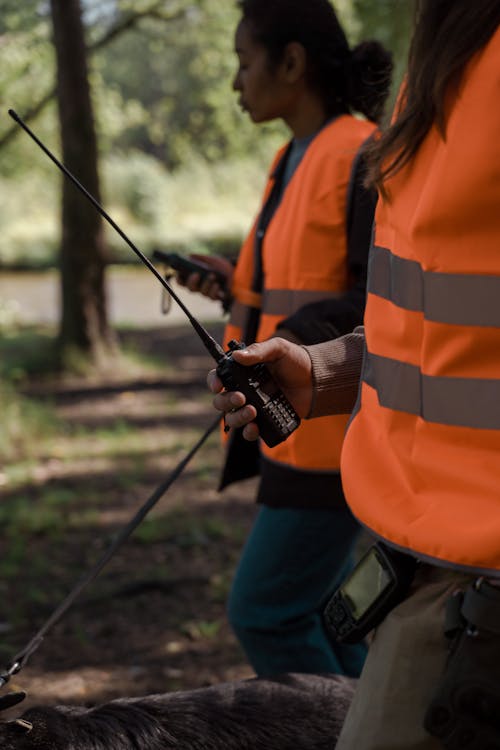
[227,505,367,677]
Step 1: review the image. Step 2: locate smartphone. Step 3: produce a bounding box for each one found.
[323,543,417,643]
[152,249,227,289]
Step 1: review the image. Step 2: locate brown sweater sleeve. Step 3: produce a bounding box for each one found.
[302,327,365,418]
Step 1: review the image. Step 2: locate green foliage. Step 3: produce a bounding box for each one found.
[0,0,47,34]
[0,9,54,176]
[0,0,414,271]
[93,0,286,167]
[104,149,269,256]
[0,166,59,267]
[0,150,270,267]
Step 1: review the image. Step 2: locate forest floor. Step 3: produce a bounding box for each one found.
[1,321,258,717]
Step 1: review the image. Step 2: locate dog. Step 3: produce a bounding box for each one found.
[0,672,355,749]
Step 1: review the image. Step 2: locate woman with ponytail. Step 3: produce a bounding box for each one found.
[175,0,392,678]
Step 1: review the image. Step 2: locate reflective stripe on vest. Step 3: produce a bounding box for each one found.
[341,27,500,572]
[365,245,500,429]
[369,244,500,327]
[226,115,375,472]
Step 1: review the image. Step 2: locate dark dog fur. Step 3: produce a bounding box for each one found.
[0,673,355,749]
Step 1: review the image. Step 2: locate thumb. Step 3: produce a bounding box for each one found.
[230,338,289,365]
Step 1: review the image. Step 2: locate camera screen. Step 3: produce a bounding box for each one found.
[340,547,392,621]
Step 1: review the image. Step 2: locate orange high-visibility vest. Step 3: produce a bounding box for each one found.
[225,115,375,472]
[341,27,500,573]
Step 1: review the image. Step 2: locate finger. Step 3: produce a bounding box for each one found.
[223,404,257,429]
[199,275,212,296]
[199,275,220,298]
[207,369,224,393]
[186,272,202,292]
[212,390,247,412]
[242,422,260,441]
[230,338,287,365]
[208,283,223,301]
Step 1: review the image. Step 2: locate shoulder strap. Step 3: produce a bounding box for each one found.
[251,143,292,294]
[345,134,374,245]
[244,144,292,344]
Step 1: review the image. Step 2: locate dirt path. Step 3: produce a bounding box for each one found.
[1,323,257,716]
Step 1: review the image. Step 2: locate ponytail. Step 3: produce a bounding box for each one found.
[344,41,393,124]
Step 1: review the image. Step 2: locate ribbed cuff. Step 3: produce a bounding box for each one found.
[302,328,365,418]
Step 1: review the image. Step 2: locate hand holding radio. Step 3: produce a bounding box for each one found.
[208,337,313,442]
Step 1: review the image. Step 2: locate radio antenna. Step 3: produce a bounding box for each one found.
[8,109,225,363]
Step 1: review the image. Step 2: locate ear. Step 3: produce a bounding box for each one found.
[281,42,307,83]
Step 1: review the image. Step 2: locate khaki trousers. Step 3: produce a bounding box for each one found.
[336,565,474,750]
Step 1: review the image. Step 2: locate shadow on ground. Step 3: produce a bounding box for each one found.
[1,322,258,712]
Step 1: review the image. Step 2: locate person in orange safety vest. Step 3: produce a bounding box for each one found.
[174,0,392,677]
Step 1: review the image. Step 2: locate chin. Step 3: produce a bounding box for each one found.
[248,112,267,124]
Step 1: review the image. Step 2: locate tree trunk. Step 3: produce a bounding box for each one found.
[50,0,118,369]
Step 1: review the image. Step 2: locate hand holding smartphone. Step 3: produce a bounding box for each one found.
[152,249,228,290]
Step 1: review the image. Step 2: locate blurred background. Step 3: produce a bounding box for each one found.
[0,0,413,711]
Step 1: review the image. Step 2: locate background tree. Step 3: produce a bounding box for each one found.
[50,0,117,369]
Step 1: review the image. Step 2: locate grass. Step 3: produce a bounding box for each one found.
[0,321,217,562]
[180,619,222,641]
[133,507,237,547]
[0,328,60,460]
[0,321,179,467]
[0,381,59,464]
[0,319,252,692]
[0,326,59,381]
[1,401,174,487]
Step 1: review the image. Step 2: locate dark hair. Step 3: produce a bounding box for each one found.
[366,0,500,191]
[237,0,393,124]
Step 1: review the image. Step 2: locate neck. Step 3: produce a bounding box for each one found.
[284,90,330,139]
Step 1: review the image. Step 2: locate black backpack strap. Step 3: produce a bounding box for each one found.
[244,144,293,344]
[345,134,377,258]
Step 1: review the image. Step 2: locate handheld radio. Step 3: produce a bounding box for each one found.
[8,109,300,448]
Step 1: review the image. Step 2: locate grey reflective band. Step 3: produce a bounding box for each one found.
[229,300,256,329]
[368,245,422,311]
[364,352,500,430]
[262,288,341,317]
[369,245,500,327]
